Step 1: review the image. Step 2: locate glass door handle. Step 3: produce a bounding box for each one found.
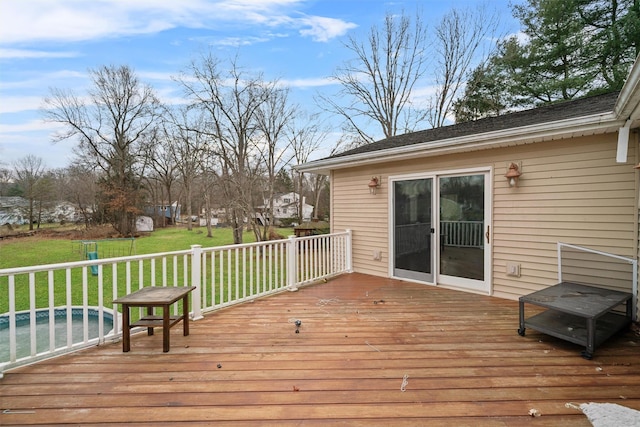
[485,226,490,244]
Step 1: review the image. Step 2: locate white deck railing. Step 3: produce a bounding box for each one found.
[394,221,484,256]
[440,221,484,248]
[0,230,352,373]
[557,242,638,320]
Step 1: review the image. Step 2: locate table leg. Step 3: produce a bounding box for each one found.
[122,304,130,352]
[183,294,190,336]
[162,304,170,352]
[583,318,595,359]
[147,306,154,336]
[517,300,526,336]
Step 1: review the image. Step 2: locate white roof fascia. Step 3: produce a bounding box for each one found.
[614,53,640,124]
[297,111,622,175]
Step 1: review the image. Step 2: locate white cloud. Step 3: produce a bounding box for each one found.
[0,49,79,59]
[0,0,356,45]
[298,15,358,42]
[207,36,271,47]
[0,118,61,134]
[137,71,175,83]
[0,0,181,44]
[280,77,336,88]
[0,70,86,91]
[0,97,45,114]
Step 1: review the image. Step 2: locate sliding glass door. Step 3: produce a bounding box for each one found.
[437,173,489,293]
[392,170,490,293]
[393,178,434,283]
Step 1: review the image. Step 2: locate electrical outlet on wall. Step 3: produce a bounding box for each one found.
[373,250,382,261]
[506,262,521,277]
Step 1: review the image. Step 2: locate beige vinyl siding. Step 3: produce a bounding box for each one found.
[331,132,638,301]
[492,134,636,300]
[557,248,635,293]
[331,169,390,276]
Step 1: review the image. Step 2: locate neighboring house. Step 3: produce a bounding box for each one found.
[0,197,80,224]
[0,196,27,224]
[144,202,181,223]
[256,192,313,225]
[198,207,229,227]
[49,201,81,223]
[297,55,640,304]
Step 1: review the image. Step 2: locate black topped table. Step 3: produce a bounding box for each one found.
[518,282,632,359]
[114,286,196,352]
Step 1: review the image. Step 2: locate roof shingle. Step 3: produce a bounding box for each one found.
[331,91,620,159]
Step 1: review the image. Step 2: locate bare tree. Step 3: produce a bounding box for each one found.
[254,86,296,240]
[176,53,271,244]
[147,121,182,227]
[43,65,161,236]
[428,6,501,127]
[54,162,98,228]
[288,113,335,220]
[164,107,208,232]
[319,9,430,146]
[0,167,12,197]
[13,155,46,230]
[33,171,56,227]
[199,154,221,238]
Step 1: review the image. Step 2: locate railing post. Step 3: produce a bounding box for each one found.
[8,275,16,364]
[287,235,298,291]
[346,229,353,273]
[190,245,203,320]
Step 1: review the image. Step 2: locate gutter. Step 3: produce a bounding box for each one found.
[613,54,640,163]
[614,53,640,124]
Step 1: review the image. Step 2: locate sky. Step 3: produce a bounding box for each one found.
[0,0,519,170]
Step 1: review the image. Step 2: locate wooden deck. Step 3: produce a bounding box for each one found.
[2,273,640,426]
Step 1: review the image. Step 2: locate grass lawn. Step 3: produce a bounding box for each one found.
[0,225,294,314]
[0,225,293,269]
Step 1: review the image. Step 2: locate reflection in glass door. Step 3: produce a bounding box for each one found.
[438,174,487,289]
[393,178,433,283]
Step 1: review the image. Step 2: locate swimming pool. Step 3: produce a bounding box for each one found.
[0,307,114,363]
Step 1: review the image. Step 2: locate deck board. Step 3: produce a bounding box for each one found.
[2,273,640,426]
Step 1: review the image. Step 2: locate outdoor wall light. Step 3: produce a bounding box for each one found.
[368,176,381,195]
[505,163,522,187]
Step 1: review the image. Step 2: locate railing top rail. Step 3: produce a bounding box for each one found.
[291,230,349,243]
[198,230,349,252]
[440,220,484,224]
[0,230,351,276]
[557,241,637,265]
[0,248,193,276]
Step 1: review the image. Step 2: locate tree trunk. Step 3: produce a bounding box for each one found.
[231,209,243,244]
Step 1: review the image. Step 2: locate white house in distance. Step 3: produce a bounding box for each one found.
[0,196,80,224]
[256,192,313,226]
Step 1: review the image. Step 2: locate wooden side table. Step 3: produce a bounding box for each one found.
[114,286,196,352]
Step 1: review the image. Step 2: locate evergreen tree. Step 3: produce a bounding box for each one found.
[274,169,294,194]
[453,52,513,122]
[575,0,640,91]
[454,0,639,121]
[510,0,594,103]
